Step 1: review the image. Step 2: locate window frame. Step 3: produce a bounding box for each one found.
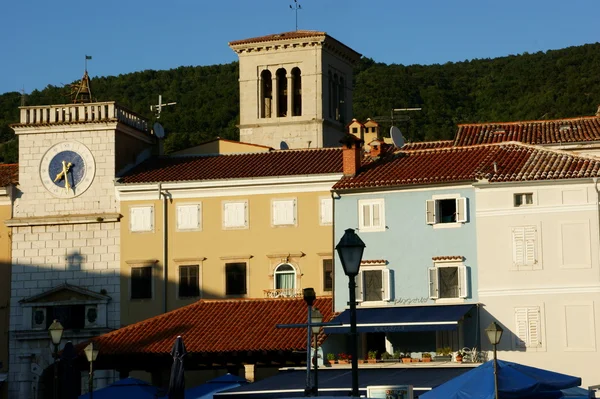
[426,195,468,228]
[511,225,541,270]
[356,264,391,305]
[271,198,297,227]
[358,198,385,232]
[130,266,153,300]
[178,264,201,299]
[129,205,154,233]
[222,200,249,230]
[513,305,545,351]
[514,193,534,207]
[176,202,202,231]
[322,258,333,292]
[225,262,248,297]
[428,260,468,302]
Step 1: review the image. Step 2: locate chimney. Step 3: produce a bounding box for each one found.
[341,135,362,177]
[368,139,389,158]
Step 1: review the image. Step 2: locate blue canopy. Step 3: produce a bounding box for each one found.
[323,304,474,333]
[420,360,582,399]
[186,374,248,399]
[78,377,159,399]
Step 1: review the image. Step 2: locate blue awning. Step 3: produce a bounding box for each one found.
[324,304,475,334]
[214,367,472,399]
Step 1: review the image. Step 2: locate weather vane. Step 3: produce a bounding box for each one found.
[289,0,301,31]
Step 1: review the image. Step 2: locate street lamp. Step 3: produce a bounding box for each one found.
[84,342,99,399]
[48,319,64,399]
[303,288,316,397]
[311,308,323,396]
[336,228,365,398]
[485,321,504,399]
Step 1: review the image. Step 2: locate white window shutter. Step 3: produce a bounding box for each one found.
[458,265,468,298]
[362,204,371,228]
[320,198,333,225]
[224,202,246,228]
[293,199,297,224]
[272,201,282,225]
[514,307,529,348]
[177,204,200,230]
[426,200,436,224]
[524,226,536,265]
[456,197,467,223]
[528,307,541,348]
[223,203,232,227]
[372,203,381,228]
[428,267,439,299]
[355,272,364,302]
[512,227,525,265]
[130,207,152,232]
[382,268,391,301]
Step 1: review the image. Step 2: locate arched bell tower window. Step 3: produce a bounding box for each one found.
[291,67,302,116]
[274,263,296,296]
[260,70,273,118]
[276,68,288,117]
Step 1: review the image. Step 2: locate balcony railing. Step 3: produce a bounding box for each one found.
[263,288,303,298]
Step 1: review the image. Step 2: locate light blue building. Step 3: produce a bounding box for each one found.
[325,141,484,359]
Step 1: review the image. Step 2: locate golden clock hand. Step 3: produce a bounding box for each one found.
[63,161,73,192]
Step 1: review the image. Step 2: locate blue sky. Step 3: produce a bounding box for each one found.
[1,0,599,94]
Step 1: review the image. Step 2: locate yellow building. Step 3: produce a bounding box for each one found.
[116,148,342,325]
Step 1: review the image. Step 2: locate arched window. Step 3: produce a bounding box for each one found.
[274,263,296,295]
[260,70,272,118]
[276,68,288,117]
[291,67,302,116]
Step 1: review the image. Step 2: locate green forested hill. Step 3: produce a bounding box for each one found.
[1,42,600,163]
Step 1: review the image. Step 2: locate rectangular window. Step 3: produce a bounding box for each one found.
[179,265,200,298]
[358,199,385,232]
[226,262,247,296]
[46,305,86,330]
[514,193,534,207]
[352,127,358,133]
[514,306,542,349]
[356,266,391,302]
[322,259,333,291]
[428,264,468,300]
[177,203,202,231]
[512,226,538,269]
[319,197,333,225]
[272,199,297,226]
[131,266,152,299]
[223,201,248,229]
[426,197,467,225]
[130,206,153,232]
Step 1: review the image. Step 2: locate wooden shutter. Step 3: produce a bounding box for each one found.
[224,202,247,228]
[382,268,391,301]
[514,307,529,348]
[428,267,439,299]
[130,206,152,232]
[320,198,333,225]
[361,203,371,229]
[458,265,468,298]
[177,204,200,230]
[372,203,381,228]
[426,200,436,224]
[527,307,541,348]
[512,227,525,265]
[355,272,364,302]
[524,226,536,265]
[273,199,295,225]
[456,198,467,223]
[513,226,537,267]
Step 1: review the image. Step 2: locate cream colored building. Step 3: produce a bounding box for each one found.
[116,149,341,325]
[476,179,600,387]
[229,31,361,150]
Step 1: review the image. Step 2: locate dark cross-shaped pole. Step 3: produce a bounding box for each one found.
[289,0,302,31]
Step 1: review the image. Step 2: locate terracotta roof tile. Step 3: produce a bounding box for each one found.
[333,142,600,191]
[361,259,387,265]
[401,141,454,151]
[432,256,464,261]
[0,164,18,186]
[229,31,326,46]
[85,297,334,356]
[454,116,600,146]
[118,148,343,184]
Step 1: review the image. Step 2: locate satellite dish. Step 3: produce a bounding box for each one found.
[153,122,165,139]
[390,126,405,148]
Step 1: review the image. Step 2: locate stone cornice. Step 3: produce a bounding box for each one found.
[5,212,121,227]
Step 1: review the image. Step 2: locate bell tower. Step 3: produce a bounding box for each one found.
[229,31,361,149]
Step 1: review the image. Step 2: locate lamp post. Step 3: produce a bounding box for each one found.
[336,228,365,398]
[311,308,323,396]
[48,319,64,399]
[303,288,316,397]
[485,321,504,399]
[84,342,99,399]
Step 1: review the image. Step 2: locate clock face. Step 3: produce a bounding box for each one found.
[40,141,96,198]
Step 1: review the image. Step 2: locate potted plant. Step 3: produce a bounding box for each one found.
[367,350,378,364]
[401,352,412,364]
[422,352,432,363]
[326,353,336,365]
[435,347,453,362]
[381,352,394,362]
[338,353,350,364]
[393,350,403,361]
[455,351,464,363]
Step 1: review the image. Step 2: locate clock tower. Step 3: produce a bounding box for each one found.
[7,81,155,398]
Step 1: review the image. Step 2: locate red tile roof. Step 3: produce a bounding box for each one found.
[401,141,454,151]
[83,297,334,356]
[432,256,464,262]
[229,31,326,46]
[361,259,387,265]
[454,116,600,146]
[118,148,343,184]
[0,164,18,186]
[333,142,600,191]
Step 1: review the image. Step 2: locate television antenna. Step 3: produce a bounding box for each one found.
[373,107,422,143]
[150,94,176,119]
[20,86,26,106]
[289,0,302,31]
